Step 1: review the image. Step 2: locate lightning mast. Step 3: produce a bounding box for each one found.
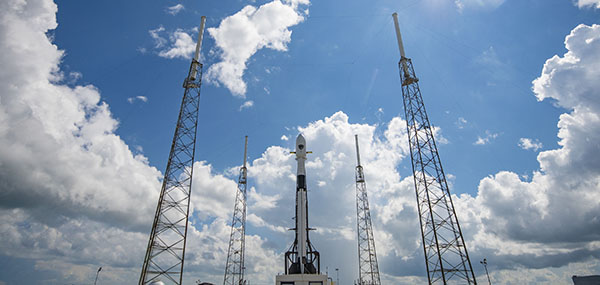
[139,16,206,285]
[354,135,381,285]
[392,13,477,284]
[223,136,249,285]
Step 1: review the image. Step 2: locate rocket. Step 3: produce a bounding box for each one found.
[287,134,318,275]
[295,134,308,273]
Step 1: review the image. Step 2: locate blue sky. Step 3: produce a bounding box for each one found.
[53,0,596,195]
[1,0,600,284]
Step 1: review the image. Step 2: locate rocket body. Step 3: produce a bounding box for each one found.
[280,134,321,276]
[295,134,308,274]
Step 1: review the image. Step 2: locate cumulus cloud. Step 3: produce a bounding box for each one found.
[206,0,309,97]
[4,0,600,284]
[159,29,196,59]
[518,137,543,151]
[238,111,422,283]
[166,3,184,15]
[0,1,279,283]
[0,0,163,233]
[149,26,197,59]
[455,23,600,277]
[578,0,600,9]
[0,0,169,282]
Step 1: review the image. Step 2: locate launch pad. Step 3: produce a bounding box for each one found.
[275,274,328,285]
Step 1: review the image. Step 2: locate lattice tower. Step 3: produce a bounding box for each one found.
[354,135,382,285]
[223,136,249,285]
[138,16,206,285]
[392,13,477,284]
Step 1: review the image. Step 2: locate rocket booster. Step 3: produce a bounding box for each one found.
[283,134,320,275]
[294,134,309,273]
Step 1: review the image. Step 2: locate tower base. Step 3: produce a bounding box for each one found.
[275,274,329,285]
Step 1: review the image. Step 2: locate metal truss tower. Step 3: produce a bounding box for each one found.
[223,136,249,285]
[139,16,206,285]
[392,13,477,284]
[354,135,382,285]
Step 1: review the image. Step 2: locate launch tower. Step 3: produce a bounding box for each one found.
[392,13,477,284]
[223,136,249,285]
[138,16,207,285]
[354,135,381,285]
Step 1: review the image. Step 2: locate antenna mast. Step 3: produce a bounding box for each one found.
[392,13,477,284]
[224,136,249,285]
[139,16,206,285]
[354,135,381,285]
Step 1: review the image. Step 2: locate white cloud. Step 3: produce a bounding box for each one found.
[166,3,184,15]
[149,26,197,59]
[453,23,600,278]
[149,26,166,48]
[519,137,543,151]
[4,0,600,283]
[474,130,499,145]
[578,0,600,9]
[0,0,164,231]
[158,29,196,59]
[456,117,468,129]
[455,0,505,12]
[239,100,254,111]
[0,0,172,282]
[206,0,309,97]
[68,71,82,84]
[280,135,289,141]
[0,1,281,283]
[127,95,148,104]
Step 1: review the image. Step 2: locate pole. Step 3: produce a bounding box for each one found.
[355,135,361,166]
[391,13,406,58]
[481,258,491,285]
[336,268,339,285]
[190,16,206,81]
[243,136,248,167]
[94,267,102,285]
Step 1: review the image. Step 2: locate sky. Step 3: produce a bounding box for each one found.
[1,0,600,284]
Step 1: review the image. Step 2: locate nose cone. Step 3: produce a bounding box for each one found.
[296,134,306,155]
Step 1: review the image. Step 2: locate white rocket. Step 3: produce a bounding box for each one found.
[286,134,320,275]
[295,134,308,273]
[277,134,325,283]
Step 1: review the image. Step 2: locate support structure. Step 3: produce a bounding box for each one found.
[354,135,381,285]
[139,16,207,285]
[392,13,477,284]
[223,136,249,285]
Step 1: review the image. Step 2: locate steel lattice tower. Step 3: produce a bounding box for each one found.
[223,136,249,285]
[354,135,382,285]
[138,16,206,285]
[392,13,476,284]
